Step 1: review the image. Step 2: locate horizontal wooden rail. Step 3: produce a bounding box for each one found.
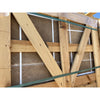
[11,40,93,52]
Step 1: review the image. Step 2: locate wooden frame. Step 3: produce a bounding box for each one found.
[0,12,99,87]
[12,13,99,87]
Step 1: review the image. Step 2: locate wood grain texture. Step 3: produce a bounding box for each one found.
[0,16,11,68]
[13,13,64,87]
[92,30,100,87]
[29,81,96,87]
[59,18,71,87]
[41,13,97,28]
[0,69,11,87]
[11,40,93,53]
[71,27,91,86]
[0,15,11,87]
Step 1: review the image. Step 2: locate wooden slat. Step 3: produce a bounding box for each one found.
[11,40,93,53]
[71,27,91,86]
[92,30,100,87]
[0,15,11,87]
[11,40,36,52]
[48,42,93,52]
[28,73,96,87]
[59,18,71,87]
[13,13,64,87]
[41,13,97,28]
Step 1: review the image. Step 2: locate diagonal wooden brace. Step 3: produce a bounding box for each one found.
[71,26,91,86]
[13,13,64,87]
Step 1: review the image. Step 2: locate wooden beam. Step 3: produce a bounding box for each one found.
[28,73,96,87]
[13,13,64,87]
[71,27,91,86]
[92,30,100,87]
[11,40,36,52]
[59,18,71,87]
[48,42,93,52]
[0,15,11,87]
[29,81,96,87]
[85,13,96,17]
[80,82,96,87]
[41,13,97,28]
[11,40,93,53]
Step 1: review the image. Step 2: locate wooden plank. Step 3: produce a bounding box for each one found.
[29,81,96,87]
[11,40,93,53]
[71,27,91,87]
[28,81,58,87]
[0,69,11,87]
[92,30,100,87]
[81,82,96,87]
[85,13,96,17]
[0,16,11,68]
[13,13,64,87]
[28,73,96,87]
[41,13,97,28]
[11,40,36,52]
[0,15,11,87]
[48,42,93,52]
[59,18,71,87]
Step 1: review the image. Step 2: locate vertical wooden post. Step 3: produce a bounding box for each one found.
[0,14,11,87]
[59,18,71,87]
[92,28,100,87]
